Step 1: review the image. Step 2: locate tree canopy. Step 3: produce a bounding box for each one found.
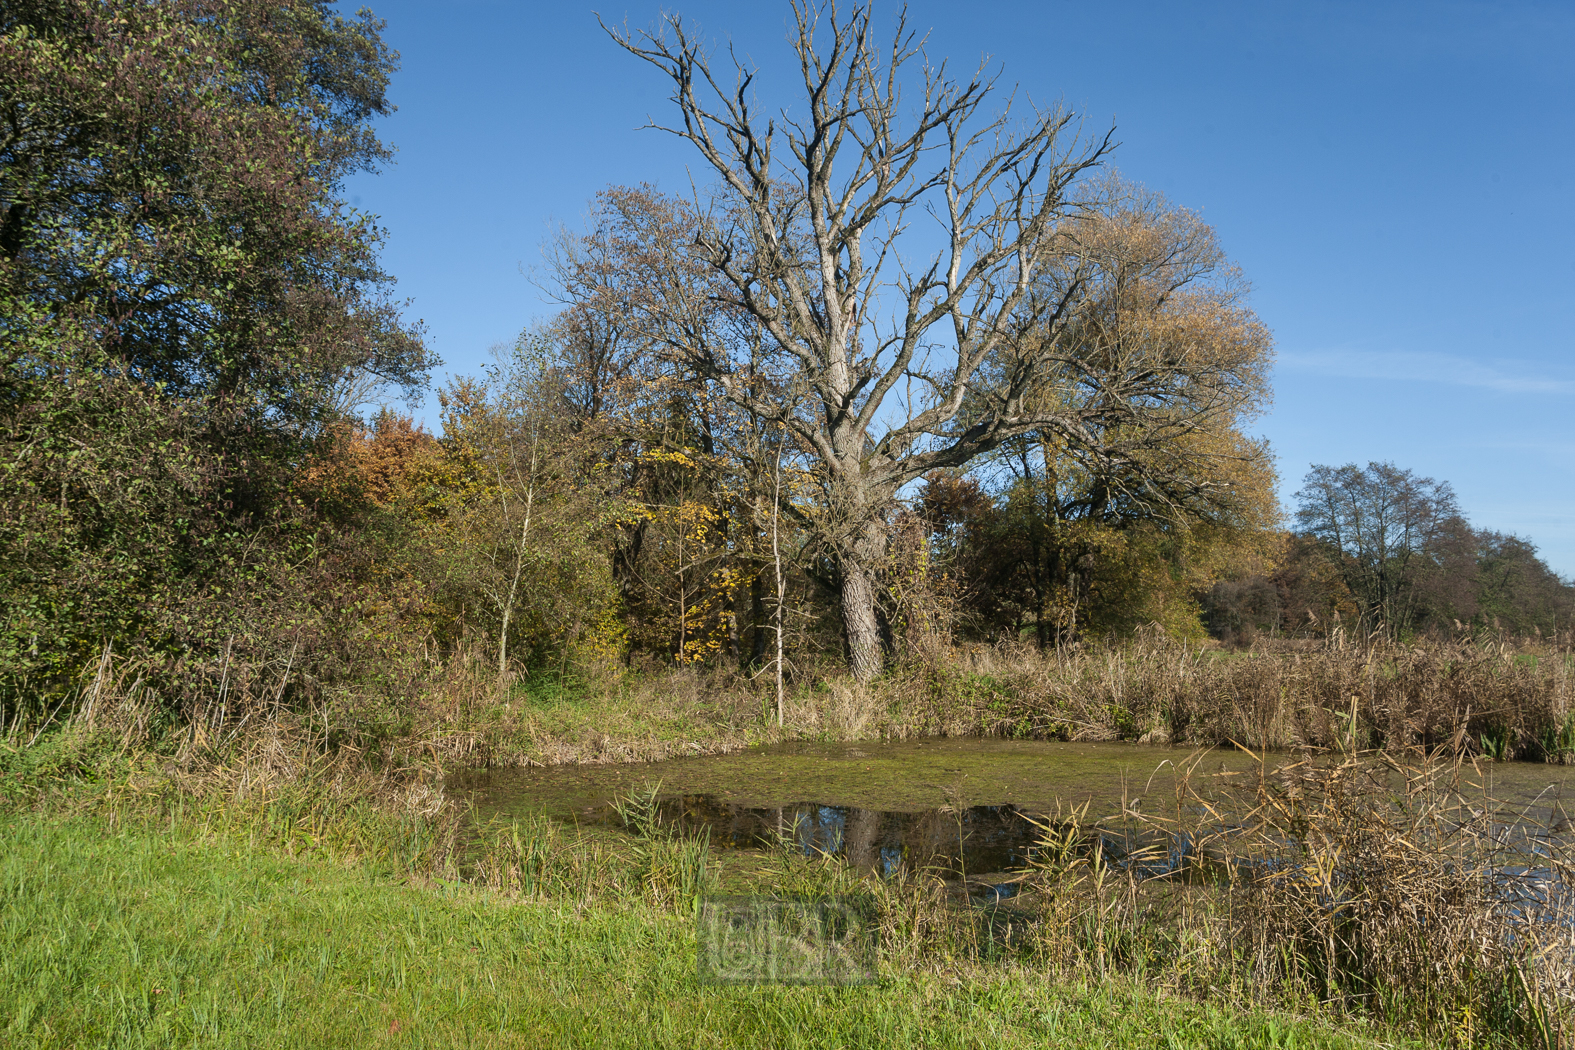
[605,4,1285,678]
[0,0,431,697]
[9,0,1569,719]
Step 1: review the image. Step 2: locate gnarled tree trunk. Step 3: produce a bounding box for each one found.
[837,518,890,682]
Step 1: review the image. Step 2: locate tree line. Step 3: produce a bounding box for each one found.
[1202,461,1575,646]
[3,2,1570,718]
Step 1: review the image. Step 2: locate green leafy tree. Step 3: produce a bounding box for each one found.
[1471,533,1575,636]
[0,0,431,703]
[431,361,623,682]
[537,186,808,671]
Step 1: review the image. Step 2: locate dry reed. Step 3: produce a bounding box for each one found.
[897,634,1575,757]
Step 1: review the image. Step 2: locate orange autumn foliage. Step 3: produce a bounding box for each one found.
[298,412,439,515]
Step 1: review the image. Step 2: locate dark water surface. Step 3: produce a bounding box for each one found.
[455,739,1575,885]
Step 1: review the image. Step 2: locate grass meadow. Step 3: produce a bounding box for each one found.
[0,811,1402,1049]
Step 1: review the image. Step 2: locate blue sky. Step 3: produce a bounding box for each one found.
[343,0,1575,576]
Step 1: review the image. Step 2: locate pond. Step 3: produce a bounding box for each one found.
[455,738,1575,891]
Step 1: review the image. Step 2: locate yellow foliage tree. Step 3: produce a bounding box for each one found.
[958,178,1280,645]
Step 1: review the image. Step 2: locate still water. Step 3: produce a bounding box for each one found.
[456,738,1575,886]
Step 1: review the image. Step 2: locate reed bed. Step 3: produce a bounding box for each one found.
[898,634,1575,757]
[936,746,1575,1048]
[470,785,715,911]
[11,631,1573,774]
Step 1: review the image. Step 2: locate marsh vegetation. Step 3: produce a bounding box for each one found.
[8,630,1575,1046]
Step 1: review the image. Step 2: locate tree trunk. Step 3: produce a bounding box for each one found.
[748,566,768,668]
[840,519,888,683]
[842,563,882,682]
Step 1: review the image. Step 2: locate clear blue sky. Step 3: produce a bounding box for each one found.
[343,0,1575,576]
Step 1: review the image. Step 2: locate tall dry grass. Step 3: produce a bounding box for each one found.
[1202,749,1574,1046]
[12,628,1575,784]
[1,643,471,879]
[893,634,1575,757]
[847,746,1575,1047]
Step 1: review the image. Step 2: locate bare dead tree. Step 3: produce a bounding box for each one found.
[607,2,1127,680]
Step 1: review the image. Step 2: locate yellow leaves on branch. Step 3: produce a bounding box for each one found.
[639,447,699,469]
[676,564,747,666]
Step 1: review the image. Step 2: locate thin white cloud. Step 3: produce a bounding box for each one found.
[1278,348,1575,395]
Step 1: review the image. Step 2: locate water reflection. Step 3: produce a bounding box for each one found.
[583,793,1185,883]
[575,792,1575,915]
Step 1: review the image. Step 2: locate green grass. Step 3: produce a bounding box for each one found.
[510,668,594,707]
[0,811,1409,1049]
